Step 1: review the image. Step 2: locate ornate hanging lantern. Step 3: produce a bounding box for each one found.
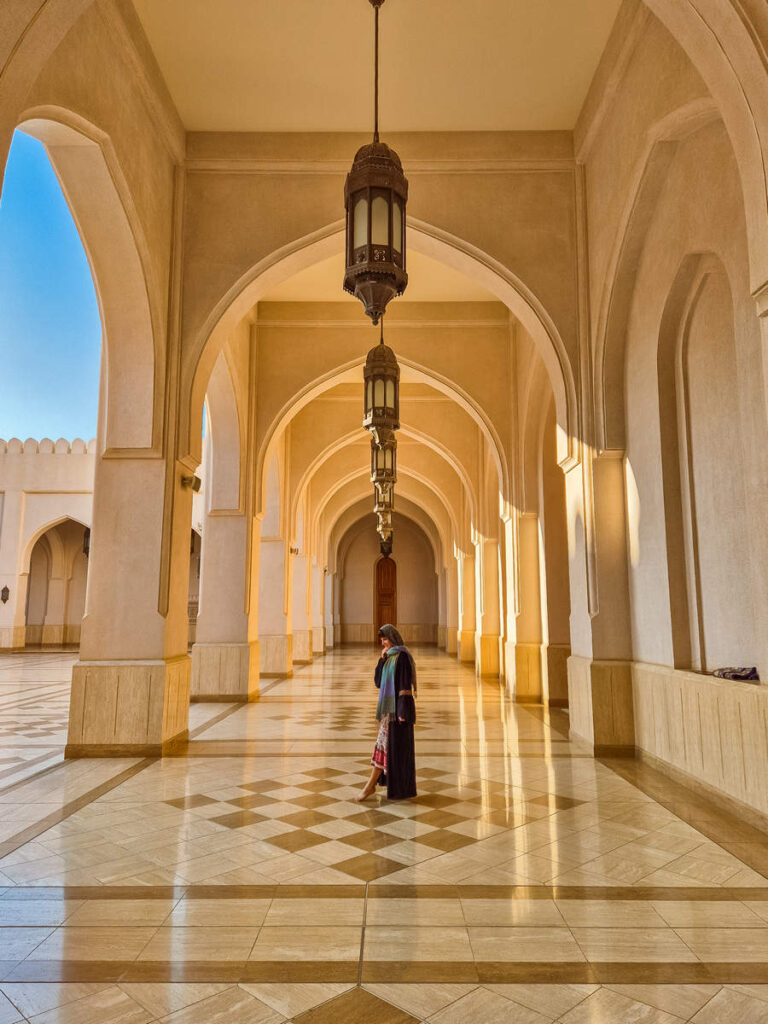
[363,325,400,440]
[343,0,408,324]
[370,429,397,485]
[374,481,394,514]
[376,509,393,542]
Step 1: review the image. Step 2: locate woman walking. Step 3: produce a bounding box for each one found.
[356,624,417,802]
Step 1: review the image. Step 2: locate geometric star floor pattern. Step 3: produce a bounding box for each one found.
[1,649,768,1020]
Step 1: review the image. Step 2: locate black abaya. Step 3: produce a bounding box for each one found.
[374,652,417,800]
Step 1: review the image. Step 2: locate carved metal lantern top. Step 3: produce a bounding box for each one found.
[363,337,400,437]
[344,142,408,324]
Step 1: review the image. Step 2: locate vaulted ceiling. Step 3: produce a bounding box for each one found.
[132,0,621,133]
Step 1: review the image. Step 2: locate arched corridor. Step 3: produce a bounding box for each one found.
[3,0,768,1015]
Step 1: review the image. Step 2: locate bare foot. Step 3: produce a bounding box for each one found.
[355,786,375,803]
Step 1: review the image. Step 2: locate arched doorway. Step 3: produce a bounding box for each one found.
[375,557,397,634]
[24,518,89,648]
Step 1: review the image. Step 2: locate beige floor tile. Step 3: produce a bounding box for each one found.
[26,925,159,961]
[0,899,82,926]
[0,992,22,1024]
[558,987,684,1023]
[606,985,721,1019]
[363,983,477,1019]
[26,986,154,1024]
[653,901,765,928]
[240,982,354,1017]
[0,983,113,1018]
[167,899,271,927]
[555,900,667,928]
[484,985,598,1017]
[263,897,364,926]
[64,899,177,926]
[690,987,768,1022]
[155,986,281,1023]
[366,898,464,926]
[0,926,55,959]
[137,927,259,961]
[726,984,768,1003]
[428,987,550,1023]
[571,927,699,962]
[120,984,234,1017]
[461,899,563,927]
[677,927,768,961]
[249,926,361,961]
[364,925,474,961]
[468,927,584,962]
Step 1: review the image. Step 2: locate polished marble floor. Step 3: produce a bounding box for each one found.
[1,647,768,1021]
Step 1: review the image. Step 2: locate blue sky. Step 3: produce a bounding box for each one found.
[0,131,101,441]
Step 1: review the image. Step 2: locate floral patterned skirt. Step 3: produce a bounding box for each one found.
[371,714,392,770]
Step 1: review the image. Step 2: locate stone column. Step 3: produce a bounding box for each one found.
[444,561,459,654]
[437,568,447,649]
[458,552,475,662]
[66,457,193,757]
[475,538,501,677]
[191,512,256,701]
[291,552,312,664]
[514,512,544,702]
[539,425,571,706]
[324,571,334,649]
[565,450,635,754]
[311,564,325,656]
[258,537,292,676]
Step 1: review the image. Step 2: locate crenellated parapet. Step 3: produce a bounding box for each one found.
[0,437,96,455]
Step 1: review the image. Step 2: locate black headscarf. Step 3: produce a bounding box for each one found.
[378,623,405,647]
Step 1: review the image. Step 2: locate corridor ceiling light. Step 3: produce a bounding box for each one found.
[370,428,397,485]
[343,0,408,324]
[374,480,394,514]
[363,320,400,440]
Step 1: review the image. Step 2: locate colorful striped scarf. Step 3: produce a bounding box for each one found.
[376,646,417,721]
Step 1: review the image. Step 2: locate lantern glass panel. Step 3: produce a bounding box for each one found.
[366,380,373,414]
[374,378,385,407]
[376,447,385,471]
[353,196,368,248]
[371,194,389,245]
[385,448,393,470]
[393,199,402,252]
[385,378,395,409]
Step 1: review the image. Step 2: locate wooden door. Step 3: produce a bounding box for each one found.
[375,557,397,633]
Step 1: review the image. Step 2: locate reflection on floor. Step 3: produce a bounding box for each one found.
[0,647,768,1021]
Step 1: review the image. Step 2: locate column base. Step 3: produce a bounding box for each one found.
[514,643,543,703]
[259,634,293,676]
[445,629,458,655]
[0,625,27,650]
[191,642,259,702]
[476,633,500,677]
[65,655,190,757]
[292,629,313,664]
[567,655,635,755]
[311,627,325,657]
[543,643,570,706]
[458,630,475,662]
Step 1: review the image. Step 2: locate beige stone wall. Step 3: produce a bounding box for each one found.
[339,513,438,645]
